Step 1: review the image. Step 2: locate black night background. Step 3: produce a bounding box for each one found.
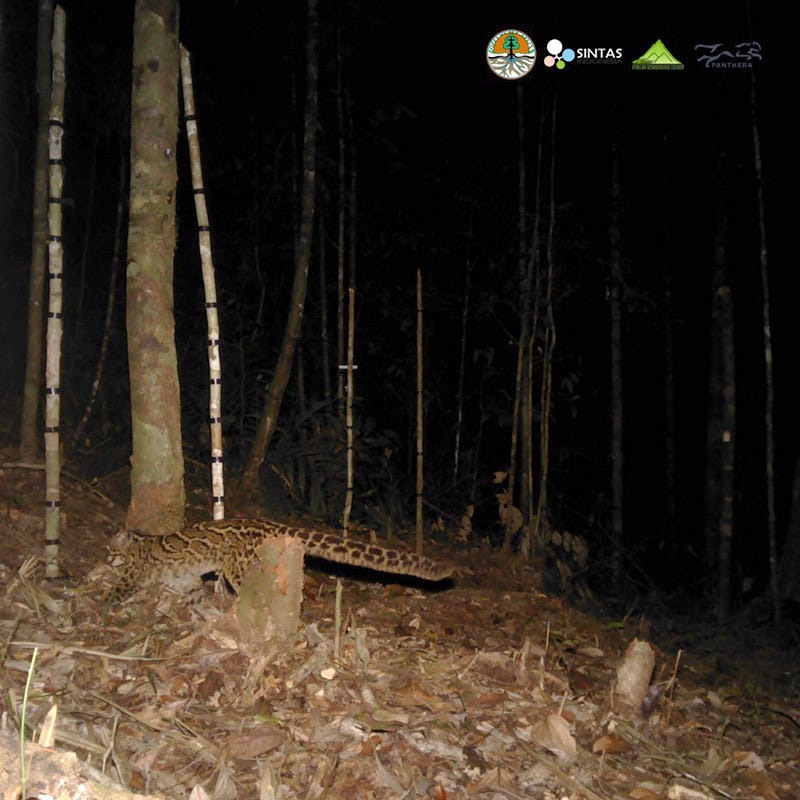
[0,1,785,608]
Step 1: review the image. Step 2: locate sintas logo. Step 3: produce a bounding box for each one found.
[545,39,623,68]
[575,45,623,64]
[486,29,537,79]
[632,39,684,70]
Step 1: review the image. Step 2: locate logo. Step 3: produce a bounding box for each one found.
[695,42,762,69]
[545,38,624,68]
[574,46,623,64]
[632,39,684,70]
[486,29,537,80]
[544,39,575,69]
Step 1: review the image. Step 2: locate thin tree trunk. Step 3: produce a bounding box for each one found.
[662,263,678,554]
[750,73,778,626]
[516,86,528,521]
[20,0,54,461]
[243,0,318,490]
[532,92,558,555]
[452,246,471,487]
[507,94,546,558]
[519,335,533,558]
[125,0,184,534]
[704,294,722,573]
[318,208,332,402]
[72,128,97,359]
[335,29,346,413]
[296,345,308,503]
[609,123,624,589]
[506,86,527,554]
[710,184,735,621]
[347,111,357,296]
[73,147,126,447]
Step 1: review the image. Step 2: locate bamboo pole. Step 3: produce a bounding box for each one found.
[180,44,225,520]
[335,287,356,662]
[342,287,356,534]
[415,269,424,553]
[43,6,66,579]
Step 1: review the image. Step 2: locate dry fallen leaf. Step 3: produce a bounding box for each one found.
[531,713,577,764]
[592,733,631,755]
[226,727,284,759]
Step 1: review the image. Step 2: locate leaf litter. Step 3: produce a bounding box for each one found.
[1,463,799,799]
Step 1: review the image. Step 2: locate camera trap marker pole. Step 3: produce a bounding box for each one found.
[44,7,66,579]
[180,44,225,519]
[416,269,424,554]
[335,287,356,660]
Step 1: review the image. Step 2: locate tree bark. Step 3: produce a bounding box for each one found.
[125,0,184,533]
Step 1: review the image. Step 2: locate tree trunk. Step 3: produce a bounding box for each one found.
[662,265,677,551]
[452,248,471,487]
[19,0,54,461]
[703,270,723,574]
[532,92,559,557]
[125,0,184,534]
[243,0,318,491]
[608,125,624,589]
[73,150,126,447]
[335,28,346,415]
[749,75,779,626]
[709,190,735,622]
[505,85,534,556]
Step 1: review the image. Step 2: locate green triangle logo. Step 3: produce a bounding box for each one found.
[632,39,684,70]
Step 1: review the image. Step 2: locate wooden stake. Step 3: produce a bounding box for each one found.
[180,44,225,520]
[416,269,424,554]
[43,6,66,579]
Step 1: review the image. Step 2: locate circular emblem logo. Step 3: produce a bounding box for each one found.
[486,29,537,80]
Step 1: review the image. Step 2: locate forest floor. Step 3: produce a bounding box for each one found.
[1,449,799,800]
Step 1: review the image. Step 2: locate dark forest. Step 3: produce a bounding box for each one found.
[0,1,785,614]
